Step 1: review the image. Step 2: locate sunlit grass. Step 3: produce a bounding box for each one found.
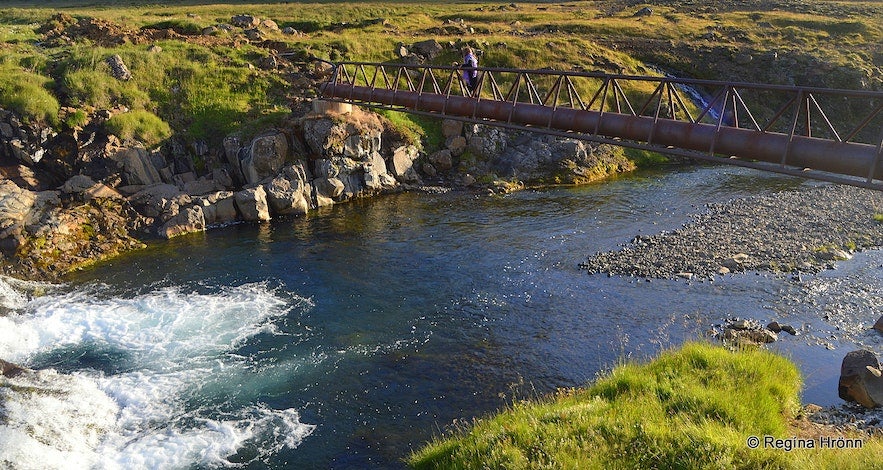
[410,342,883,469]
[0,63,59,125]
[105,109,171,147]
[0,0,878,151]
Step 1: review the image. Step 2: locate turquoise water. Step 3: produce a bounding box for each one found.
[1,165,880,468]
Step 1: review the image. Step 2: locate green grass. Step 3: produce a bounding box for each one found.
[105,109,171,147]
[52,37,290,145]
[0,63,59,125]
[63,108,88,128]
[409,342,883,469]
[623,147,671,167]
[376,109,443,152]
[0,0,879,159]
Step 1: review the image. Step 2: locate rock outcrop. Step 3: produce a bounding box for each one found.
[300,108,398,198]
[0,94,639,279]
[0,178,144,279]
[457,122,635,187]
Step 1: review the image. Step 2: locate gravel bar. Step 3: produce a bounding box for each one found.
[581,184,883,280]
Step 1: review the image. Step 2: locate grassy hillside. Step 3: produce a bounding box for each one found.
[0,0,879,151]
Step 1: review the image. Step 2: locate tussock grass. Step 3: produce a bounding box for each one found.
[0,63,58,125]
[105,109,171,147]
[409,342,883,469]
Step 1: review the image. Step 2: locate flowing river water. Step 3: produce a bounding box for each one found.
[1,165,882,468]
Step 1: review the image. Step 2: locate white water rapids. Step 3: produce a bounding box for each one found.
[0,278,315,469]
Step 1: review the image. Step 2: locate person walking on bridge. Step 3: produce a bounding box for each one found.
[461,47,479,96]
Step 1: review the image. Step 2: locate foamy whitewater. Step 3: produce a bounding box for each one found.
[0,277,316,469]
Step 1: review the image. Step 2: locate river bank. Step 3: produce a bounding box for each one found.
[582,182,883,280]
[409,342,883,469]
[1,1,880,281]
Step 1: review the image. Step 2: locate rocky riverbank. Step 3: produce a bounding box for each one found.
[0,11,642,281]
[581,183,883,280]
[0,100,632,281]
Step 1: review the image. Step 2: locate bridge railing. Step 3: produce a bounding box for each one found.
[321,61,883,189]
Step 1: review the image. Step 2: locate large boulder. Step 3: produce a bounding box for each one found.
[234,185,271,222]
[464,125,635,184]
[195,191,238,226]
[181,178,225,196]
[312,159,337,179]
[127,184,187,219]
[0,180,37,244]
[116,148,163,186]
[389,145,421,184]
[411,39,443,60]
[429,149,453,171]
[241,131,290,184]
[231,15,260,27]
[0,181,60,255]
[314,177,345,202]
[839,350,883,408]
[158,205,205,239]
[363,151,395,190]
[263,164,311,216]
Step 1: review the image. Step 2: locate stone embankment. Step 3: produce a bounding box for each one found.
[582,184,883,279]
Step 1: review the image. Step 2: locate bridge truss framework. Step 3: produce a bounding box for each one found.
[319,61,883,191]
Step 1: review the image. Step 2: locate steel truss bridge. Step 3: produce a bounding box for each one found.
[319,61,883,191]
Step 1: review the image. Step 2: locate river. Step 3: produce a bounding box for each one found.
[1,164,881,468]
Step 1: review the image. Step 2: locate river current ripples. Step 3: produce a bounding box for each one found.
[0,165,880,468]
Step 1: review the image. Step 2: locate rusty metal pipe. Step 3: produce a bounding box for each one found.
[322,84,883,180]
